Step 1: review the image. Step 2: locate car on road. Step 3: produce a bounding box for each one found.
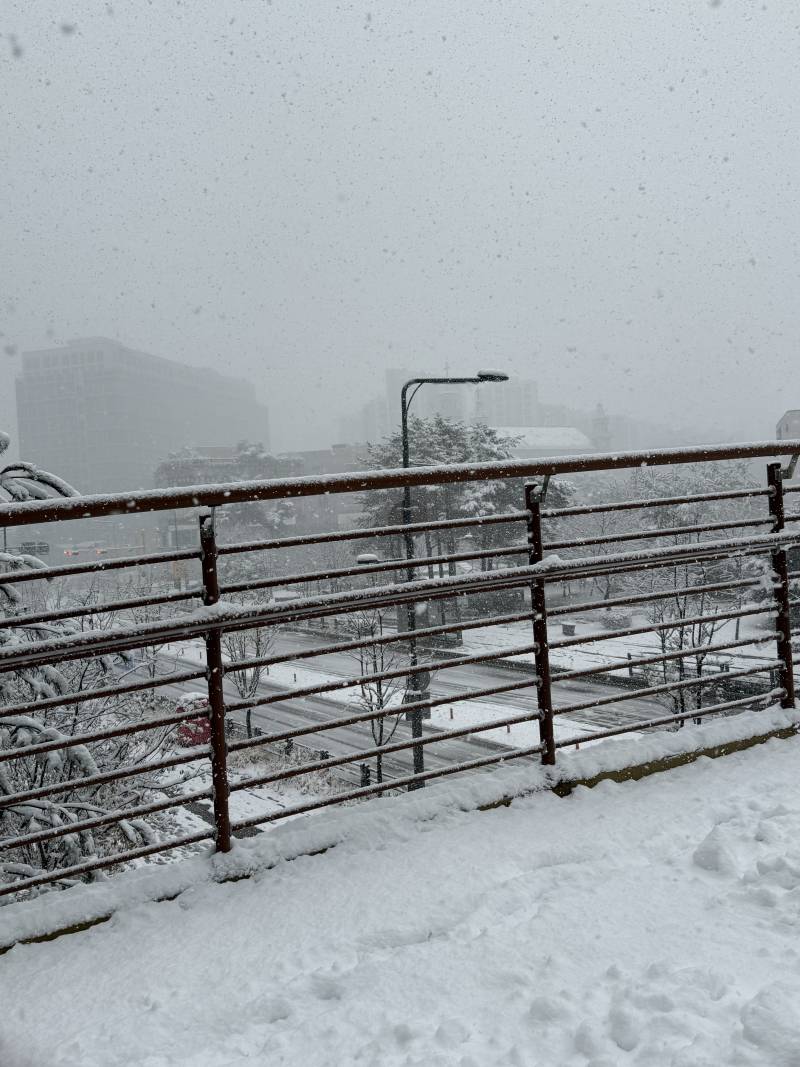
[176,693,211,746]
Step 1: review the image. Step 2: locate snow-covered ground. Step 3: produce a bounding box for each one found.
[428,694,603,747]
[4,715,800,1066]
[460,610,776,676]
[169,761,332,839]
[166,637,606,749]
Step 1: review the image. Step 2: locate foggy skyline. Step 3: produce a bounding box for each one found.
[2,2,799,455]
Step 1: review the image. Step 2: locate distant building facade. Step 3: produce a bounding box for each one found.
[590,404,612,452]
[338,367,480,445]
[154,443,294,490]
[16,338,270,492]
[777,411,800,441]
[475,379,539,428]
[278,443,367,530]
[334,367,691,454]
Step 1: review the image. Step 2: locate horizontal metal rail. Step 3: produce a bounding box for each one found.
[220,543,528,596]
[216,516,781,593]
[230,708,539,794]
[550,604,772,651]
[2,440,798,527]
[543,516,773,552]
[218,511,527,556]
[0,745,210,809]
[0,587,516,676]
[229,743,547,834]
[546,576,762,620]
[0,569,540,673]
[225,641,538,714]
[0,705,209,764]
[0,667,207,723]
[226,677,540,755]
[219,572,535,632]
[553,689,784,749]
[2,441,798,902]
[235,683,775,834]
[554,632,776,683]
[3,675,780,891]
[1,786,214,852]
[552,661,778,717]
[5,587,201,630]
[223,609,534,676]
[531,531,800,582]
[541,485,772,519]
[0,547,201,585]
[2,531,797,675]
[0,829,215,898]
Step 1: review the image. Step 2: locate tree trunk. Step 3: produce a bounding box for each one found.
[425,530,435,580]
[436,533,447,625]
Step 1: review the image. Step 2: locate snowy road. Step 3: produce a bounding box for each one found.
[162,662,512,786]
[242,627,669,725]
[154,627,670,788]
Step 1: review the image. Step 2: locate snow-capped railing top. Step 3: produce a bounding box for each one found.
[0,439,799,528]
[2,438,800,907]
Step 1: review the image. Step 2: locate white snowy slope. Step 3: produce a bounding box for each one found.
[5,733,800,1066]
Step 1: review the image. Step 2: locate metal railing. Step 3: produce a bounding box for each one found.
[2,440,800,900]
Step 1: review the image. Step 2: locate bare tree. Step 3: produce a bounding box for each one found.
[0,433,199,896]
[624,462,764,723]
[102,568,184,704]
[222,594,281,738]
[344,607,404,783]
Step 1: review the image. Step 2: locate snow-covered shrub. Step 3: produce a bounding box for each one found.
[0,434,194,900]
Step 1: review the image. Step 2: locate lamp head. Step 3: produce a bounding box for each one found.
[476,370,509,383]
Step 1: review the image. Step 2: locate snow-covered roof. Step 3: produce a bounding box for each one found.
[496,426,593,451]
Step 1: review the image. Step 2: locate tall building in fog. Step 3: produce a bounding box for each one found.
[474,378,539,427]
[16,338,270,492]
[384,368,470,427]
[336,369,540,446]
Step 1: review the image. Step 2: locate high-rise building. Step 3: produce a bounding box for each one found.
[474,378,539,428]
[777,411,800,441]
[16,338,270,492]
[385,367,471,428]
[591,404,612,452]
[337,366,520,447]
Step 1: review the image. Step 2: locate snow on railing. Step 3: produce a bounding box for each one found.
[2,441,800,902]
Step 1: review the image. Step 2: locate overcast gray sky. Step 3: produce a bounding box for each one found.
[2,1,799,451]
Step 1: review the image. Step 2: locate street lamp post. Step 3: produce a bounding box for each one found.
[399,370,508,788]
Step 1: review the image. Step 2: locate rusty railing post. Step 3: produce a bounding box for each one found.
[767,462,795,708]
[525,482,556,764]
[199,509,232,852]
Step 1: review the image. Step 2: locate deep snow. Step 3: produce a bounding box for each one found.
[5,722,800,1066]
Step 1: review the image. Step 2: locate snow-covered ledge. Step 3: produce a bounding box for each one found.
[2,706,798,953]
